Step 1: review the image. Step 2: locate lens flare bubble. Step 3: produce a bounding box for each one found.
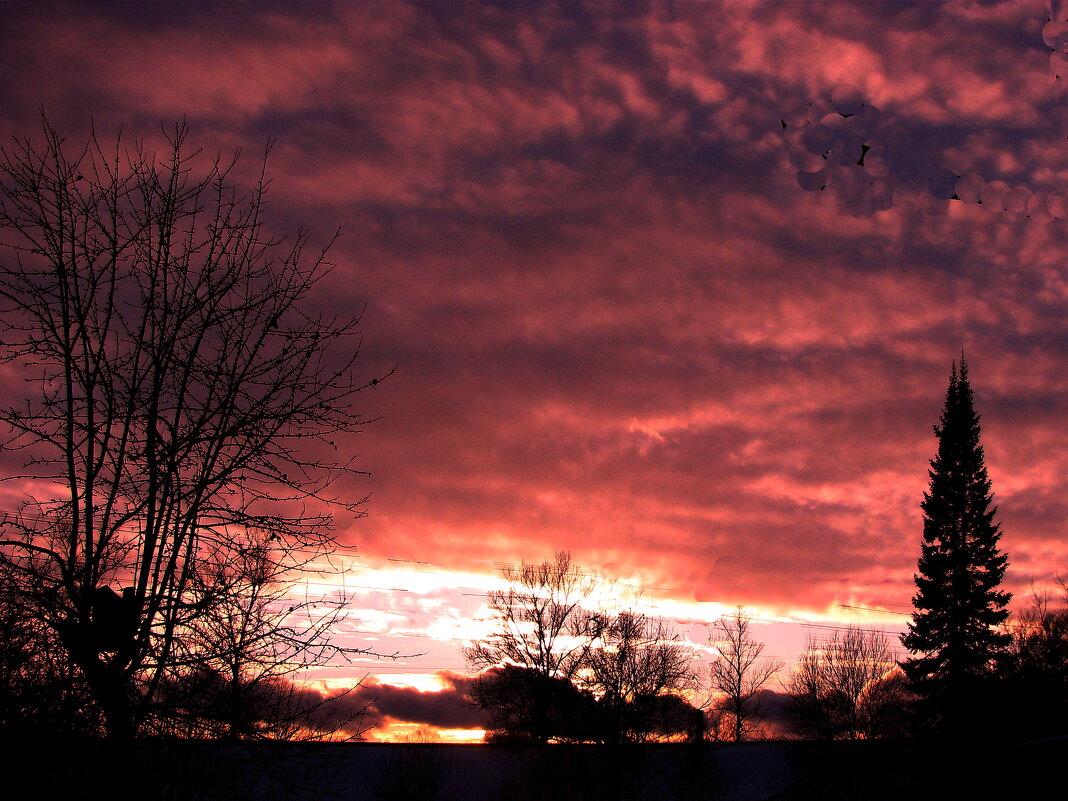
[927,168,958,200]
[884,133,924,181]
[789,145,827,173]
[955,172,984,204]
[893,182,922,210]
[1027,192,1055,224]
[849,201,875,219]
[860,104,883,130]
[779,89,1063,224]
[779,98,810,128]
[803,124,836,155]
[797,167,828,192]
[868,115,896,148]
[1005,186,1032,214]
[831,139,864,167]
[863,149,891,178]
[1050,51,1068,78]
[774,146,791,172]
[890,155,924,184]
[840,113,872,142]
[980,180,1009,211]
[925,195,949,216]
[1047,187,1068,218]
[868,178,894,211]
[1050,107,1068,140]
[1043,20,1068,47]
[833,162,868,196]
[883,130,911,158]
[805,99,836,126]
[830,84,863,116]
[819,115,850,146]
[782,123,806,146]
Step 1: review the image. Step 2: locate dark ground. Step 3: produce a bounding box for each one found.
[4,735,1065,801]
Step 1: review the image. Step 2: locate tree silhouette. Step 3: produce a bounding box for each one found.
[0,588,98,733]
[464,552,598,744]
[145,531,372,739]
[581,610,699,743]
[468,664,598,744]
[705,607,783,741]
[465,553,700,744]
[0,117,388,739]
[901,358,1011,735]
[1000,583,1068,741]
[787,626,908,739]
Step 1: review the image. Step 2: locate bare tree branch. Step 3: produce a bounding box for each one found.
[786,626,908,740]
[0,115,391,739]
[705,607,783,741]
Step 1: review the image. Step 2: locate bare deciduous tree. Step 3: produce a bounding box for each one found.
[465,552,597,679]
[705,607,783,741]
[465,554,701,744]
[582,610,700,743]
[0,587,98,733]
[149,531,372,739]
[463,552,598,743]
[0,117,389,739]
[1008,580,1068,673]
[786,626,908,740]
[1001,579,1068,740]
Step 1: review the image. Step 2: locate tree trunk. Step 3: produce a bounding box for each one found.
[63,626,136,740]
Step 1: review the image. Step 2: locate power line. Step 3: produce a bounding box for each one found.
[836,603,911,616]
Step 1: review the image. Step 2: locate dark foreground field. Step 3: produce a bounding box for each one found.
[4,735,1064,801]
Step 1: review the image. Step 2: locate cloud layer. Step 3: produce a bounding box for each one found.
[1,1,1066,649]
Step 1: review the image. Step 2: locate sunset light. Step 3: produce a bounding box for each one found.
[1,1,1066,798]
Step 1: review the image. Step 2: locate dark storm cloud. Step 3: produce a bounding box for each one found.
[350,674,483,731]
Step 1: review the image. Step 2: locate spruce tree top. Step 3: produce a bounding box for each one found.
[902,358,1011,729]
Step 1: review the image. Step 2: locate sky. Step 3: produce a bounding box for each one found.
[2,0,1068,741]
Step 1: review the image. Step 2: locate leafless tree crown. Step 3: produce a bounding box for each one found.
[0,117,388,738]
[465,553,700,743]
[787,626,908,740]
[705,607,783,741]
[464,551,598,680]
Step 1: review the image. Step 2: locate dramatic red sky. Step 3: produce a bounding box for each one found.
[3,1,1068,740]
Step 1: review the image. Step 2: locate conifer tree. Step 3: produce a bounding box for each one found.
[902,358,1011,733]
